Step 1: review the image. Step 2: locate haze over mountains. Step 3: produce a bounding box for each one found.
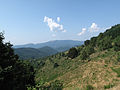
[14,40,83,59]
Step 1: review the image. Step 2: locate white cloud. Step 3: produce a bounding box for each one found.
[89,23,100,32]
[77,28,86,36]
[44,16,66,32]
[77,23,108,38]
[57,17,60,22]
[105,26,111,30]
[52,34,56,37]
[62,29,66,32]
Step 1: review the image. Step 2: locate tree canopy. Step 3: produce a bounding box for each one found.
[67,47,78,59]
[0,32,35,90]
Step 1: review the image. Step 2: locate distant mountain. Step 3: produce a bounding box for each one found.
[14,46,58,59]
[14,40,84,52]
[37,46,58,56]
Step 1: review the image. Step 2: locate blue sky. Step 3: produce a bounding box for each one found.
[0,0,120,45]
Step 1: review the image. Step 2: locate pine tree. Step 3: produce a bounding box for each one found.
[0,32,35,90]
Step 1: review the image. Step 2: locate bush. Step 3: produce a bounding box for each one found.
[86,85,94,90]
[117,56,120,62]
[85,46,95,55]
[54,63,59,68]
[80,50,88,60]
[84,40,90,46]
[35,80,63,90]
[67,47,78,59]
[104,84,114,89]
[49,80,63,90]
[77,45,84,55]
[113,46,120,51]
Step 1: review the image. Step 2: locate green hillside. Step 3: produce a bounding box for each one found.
[1,24,120,90]
[31,24,120,90]
[14,46,58,59]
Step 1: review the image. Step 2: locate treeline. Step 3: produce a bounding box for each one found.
[0,32,64,90]
[0,33,35,90]
[67,24,120,60]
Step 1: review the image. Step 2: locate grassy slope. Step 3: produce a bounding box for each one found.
[35,48,120,90]
[35,24,120,90]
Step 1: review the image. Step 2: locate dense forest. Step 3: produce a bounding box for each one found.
[0,33,35,90]
[0,24,120,90]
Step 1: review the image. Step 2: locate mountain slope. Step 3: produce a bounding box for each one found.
[14,46,58,59]
[38,46,58,56]
[32,24,120,90]
[14,40,84,52]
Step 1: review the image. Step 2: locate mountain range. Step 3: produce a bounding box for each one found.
[14,40,84,59]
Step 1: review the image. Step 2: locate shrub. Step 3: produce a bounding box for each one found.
[86,85,94,90]
[67,47,78,59]
[84,40,90,46]
[113,46,120,51]
[77,45,84,55]
[80,50,88,60]
[104,84,114,89]
[54,63,59,68]
[117,56,120,62]
[85,46,95,55]
[49,80,63,90]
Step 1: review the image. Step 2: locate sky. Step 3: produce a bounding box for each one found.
[0,0,120,45]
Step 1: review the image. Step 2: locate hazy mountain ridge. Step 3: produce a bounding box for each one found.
[14,46,58,59]
[14,40,83,59]
[14,40,84,52]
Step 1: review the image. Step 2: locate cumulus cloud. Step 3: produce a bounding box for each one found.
[77,28,86,36]
[89,23,100,32]
[57,17,60,22]
[52,34,56,37]
[44,16,66,32]
[62,29,66,32]
[77,23,106,36]
[105,26,111,30]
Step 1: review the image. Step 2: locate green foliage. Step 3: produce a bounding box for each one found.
[117,56,120,62]
[0,33,35,90]
[67,47,78,59]
[104,84,115,89]
[89,37,97,47]
[86,85,94,90]
[80,50,88,60]
[33,80,63,90]
[34,24,120,90]
[54,63,59,68]
[113,46,120,51]
[111,67,120,77]
[77,45,84,55]
[85,45,95,55]
[49,80,63,90]
[84,40,90,46]
[82,24,120,52]
[14,46,58,60]
[97,36,112,51]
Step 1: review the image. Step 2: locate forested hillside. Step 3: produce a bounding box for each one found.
[32,24,120,90]
[1,24,120,90]
[14,46,58,59]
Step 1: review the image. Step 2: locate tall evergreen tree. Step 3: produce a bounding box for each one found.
[0,33,35,90]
